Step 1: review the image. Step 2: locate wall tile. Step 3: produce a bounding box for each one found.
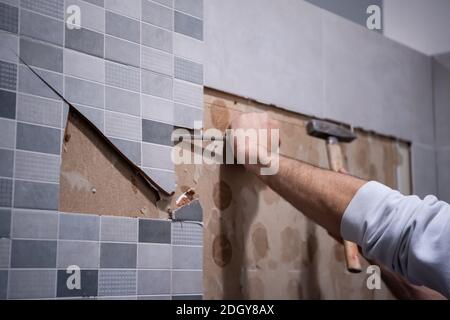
[0,118,15,149]
[173,33,203,64]
[0,208,11,238]
[100,216,138,242]
[137,270,170,295]
[11,239,57,267]
[175,0,202,19]
[138,219,170,244]
[0,270,6,299]
[57,269,98,297]
[65,27,104,58]
[172,270,202,294]
[106,86,140,116]
[65,76,104,109]
[13,180,59,210]
[12,209,58,239]
[437,148,450,202]
[142,23,172,53]
[105,35,140,67]
[66,0,105,33]
[104,0,140,19]
[16,122,61,155]
[174,11,202,40]
[21,0,64,20]
[141,94,173,124]
[0,148,13,178]
[0,238,10,268]
[105,61,140,92]
[18,65,63,100]
[172,200,202,222]
[0,32,18,63]
[0,2,18,33]
[84,0,104,7]
[8,269,56,299]
[0,89,15,120]
[100,242,137,268]
[105,10,140,43]
[20,38,62,73]
[57,240,100,269]
[105,111,142,141]
[15,150,60,182]
[142,142,173,170]
[138,295,170,300]
[0,178,13,207]
[137,243,170,269]
[98,269,136,296]
[20,9,63,46]
[142,167,175,193]
[0,0,18,6]
[141,69,173,99]
[17,94,62,128]
[174,57,202,85]
[0,60,16,90]
[174,103,202,129]
[141,46,173,76]
[142,0,173,30]
[73,104,104,130]
[171,222,202,246]
[172,294,202,300]
[411,144,438,198]
[110,137,141,165]
[142,119,173,146]
[152,0,172,7]
[434,60,450,148]
[59,213,100,241]
[64,49,105,83]
[172,245,202,269]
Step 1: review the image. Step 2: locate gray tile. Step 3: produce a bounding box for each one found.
[20,37,63,73]
[174,57,202,85]
[0,32,18,63]
[65,27,104,58]
[21,0,64,20]
[0,178,12,207]
[110,137,141,166]
[171,221,202,246]
[66,0,105,33]
[14,150,60,182]
[65,76,104,109]
[104,0,140,19]
[64,49,105,83]
[142,168,175,193]
[0,118,15,149]
[105,86,140,116]
[18,64,63,100]
[0,208,11,238]
[0,60,17,90]
[142,142,173,170]
[17,94,62,128]
[174,103,202,129]
[12,209,58,239]
[173,32,203,64]
[57,269,98,297]
[0,89,15,120]
[174,11,202,40]
[105,35,140,67]
[57,240,100,269]
[84,0,104,7]
[0,0,18,6]
[0,238,10,268]
[172,294,202,300]
[141,69,172,99]
[0,2,18,33]
[16,122,61,155]
[411,144,438,199]
[100,216,138,242]
[142,119,173,146]
[0,148,14,178]
[20,9,63,46]
[142,0,173,30]
[137,243,170,269]
[13,180,59,210]
[98,269,136,296]
[137,270,170,295]
[152,0,172,7]
[175,0,202,19]
[8,269,56,299]
[434,60,450,148]
[172,200,202,222]
[105,111,141,141]
[142,22,172,53]
[142,94,173,124]
[141,46,173,76]
[138,295,170,300]
[100,242,136,268]
[11,239,57,268]
[73,104,104,130]
[105,10,140,43]
[138,219,170,244]
[437,148,450,202]
[172,245,202,269]
[0,270,6,299]
[105,61,140,92]
[172,270,202,294]
[59,213,100,241]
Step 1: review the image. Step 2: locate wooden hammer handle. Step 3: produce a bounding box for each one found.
[326,141,362,273]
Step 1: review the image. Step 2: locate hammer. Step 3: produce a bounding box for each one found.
[306,119,362,273]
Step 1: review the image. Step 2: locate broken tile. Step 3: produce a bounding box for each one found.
[20,38,63,73]
[65,27,104,58]
[65,76,104,109]
[98,269,136,296]
[18,65,63,100]
[73,104,104,130]
[172,245,202,269]
[174,11,203,40]
[20,9,64,46]
[105,35,140,67]
[141,69,173,99]
[0,178,13,207]
[8,269,56,299]
[174,57,203,85]
[0,118,15,149]
[142,94,174,124]
[175,0,202,19]
[142,168,176,193]
[0,2,18,33]
[11,240,57,268]
[0,60,17,91]
[21,0,64,20]
[137,243,170,269]
[100,216,138,242]
[142,0,173,30]
[57,269,98,298]
[14,150,61,182]
[172,270,202,294]
[17,94,63,128]
[142,119,173,146]
[105,111,142,141]
[142,23,172,53]
[100,243,137,268]
[64,49,105,83]
[0,208,11,238]
[104,0,140,19]
[106,86,140,116]
[57,240,100,269]
[142,142,173,170]
[105,61,140,92]
[13,180,59,210]
[137,270,170,295]
[171,222,202,246]
[0,148,14,178]
[106,10,140,43]
[12,209,58,239]
[173,200,202,222]
[138,219,171,244]
[16,122,61,155]
[110,137,141,165]
[59,213,100,241]
[141,46,173,76]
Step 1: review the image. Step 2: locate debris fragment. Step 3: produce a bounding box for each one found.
[176,188,196,207]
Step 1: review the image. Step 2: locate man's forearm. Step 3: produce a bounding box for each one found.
[245,154,366,238]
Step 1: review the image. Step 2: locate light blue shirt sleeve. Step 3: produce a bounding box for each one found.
[341,181,450,299]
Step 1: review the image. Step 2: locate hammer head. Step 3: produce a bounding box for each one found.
[306,119,356,143]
